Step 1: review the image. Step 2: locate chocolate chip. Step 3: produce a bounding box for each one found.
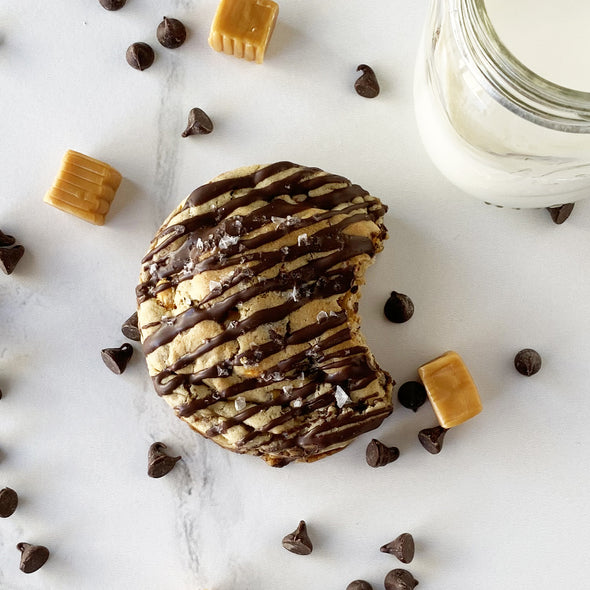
[547,203,574,225]
[0,229,16,247]
[99,0,126,9]
[366,438,400,467]
[147,442,181,478]
[418,425,447,454]
[354,64,380,98]
[282,520,313,555]
[347,581,373,590]
[380,533,415,564]
[384,568,419,590]
[397,381,427,412]
[0,487,18,518]
[514,348,542,376]
[384,291,414,323]
[0,244,24,275]
[0,387,3,400]
[121,311,141,341]
[101,343,133,374]
[17,543,49,574]
[157,17,187,49]
[182,107,214,137]
[126,42,155,71]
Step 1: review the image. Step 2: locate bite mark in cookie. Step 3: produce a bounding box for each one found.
[137,162,393,466]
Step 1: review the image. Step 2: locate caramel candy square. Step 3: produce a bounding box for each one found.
[209,0,279,64]
[418,351,482,429]
[44,150,122,225]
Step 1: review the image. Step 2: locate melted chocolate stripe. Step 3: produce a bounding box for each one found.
[321,346,366,364]
[297,406,393,449]
[184,162,308,208]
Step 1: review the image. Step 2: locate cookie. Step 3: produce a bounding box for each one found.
[136,162,393,466]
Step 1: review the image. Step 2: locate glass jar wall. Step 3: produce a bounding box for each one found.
[414,0,590,208]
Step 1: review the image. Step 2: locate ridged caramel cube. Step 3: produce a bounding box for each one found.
[418,351,482,428]
[44,150,122,225]
[208,0,279,64]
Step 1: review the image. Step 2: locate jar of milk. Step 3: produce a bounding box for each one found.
[414,0,590,208]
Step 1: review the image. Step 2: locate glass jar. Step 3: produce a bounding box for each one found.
[414,0,590,208]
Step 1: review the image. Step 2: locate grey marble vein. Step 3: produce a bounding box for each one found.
[153,58,185,226]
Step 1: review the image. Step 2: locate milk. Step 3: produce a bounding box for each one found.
[484,0,590,91]
[413,0,590,208]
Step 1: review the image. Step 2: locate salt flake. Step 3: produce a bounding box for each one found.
[209,280,222,292]
[234,396,246,411]
[316,311,328,322]
[217,365,231,377]
[297,233,309,246]
[334,385,351,408]
[218,235,240,250]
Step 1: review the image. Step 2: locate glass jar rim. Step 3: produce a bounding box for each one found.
[452,0,590,132]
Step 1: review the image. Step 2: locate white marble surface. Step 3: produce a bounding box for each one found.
[2,1,590,589]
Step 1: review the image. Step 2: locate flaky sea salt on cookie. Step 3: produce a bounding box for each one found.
[136,162,393,466]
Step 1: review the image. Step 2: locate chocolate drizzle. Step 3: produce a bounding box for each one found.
[136,162,392,464]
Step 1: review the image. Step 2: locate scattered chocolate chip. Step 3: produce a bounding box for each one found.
[157,17,187,49]
[354,64,380,98]
[147,442,181,478]
[384,568,419,590]
[126,42,155,71]
[514,348,542,376]
[366,438,400,467]
[384,291,414,323]
[182,107,214,137]
[282,520,313,555]
[0,229,16,247]
[121,311,141,341]
[99,0,126,9]
[0,245,25,275]
[397,381,427,412]
[0,487,18,518]
[418,425,447,454]
[347,581,373,590]
[381,533,415,564]
[101,343,133,374]
[547,203,574,225]
[17,543,49,574]
[0,387,3,400]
